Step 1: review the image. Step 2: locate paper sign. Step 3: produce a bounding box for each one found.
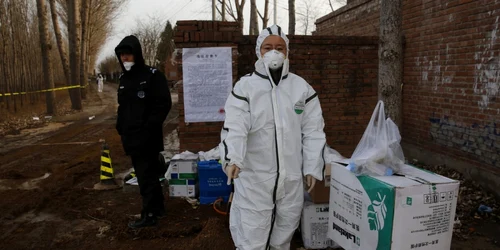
[182,47,232,122]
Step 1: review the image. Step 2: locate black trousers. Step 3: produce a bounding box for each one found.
[131,153,165,216]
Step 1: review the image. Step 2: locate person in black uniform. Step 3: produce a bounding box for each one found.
[115,35,172,229]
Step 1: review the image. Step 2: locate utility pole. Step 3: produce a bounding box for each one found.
[212,0,216,20]
[274,0,277,24]
[222,0,226,21]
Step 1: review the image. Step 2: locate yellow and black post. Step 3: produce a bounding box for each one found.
[100,142,115,184]
[93,141,119,190]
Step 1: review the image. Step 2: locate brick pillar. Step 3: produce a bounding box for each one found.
[173,21,241,152]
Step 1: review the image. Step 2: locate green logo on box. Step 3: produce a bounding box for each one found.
[406,197,413,206]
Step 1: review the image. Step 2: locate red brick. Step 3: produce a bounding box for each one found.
[314,0,500,173]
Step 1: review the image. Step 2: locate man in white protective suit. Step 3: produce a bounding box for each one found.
[220,25,327,250]
[97,74,104,92]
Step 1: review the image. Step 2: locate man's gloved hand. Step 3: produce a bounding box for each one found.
[305,175,317,193]
[226,164,240,185]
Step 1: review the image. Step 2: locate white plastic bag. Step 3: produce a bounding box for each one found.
[198,146,220,161]
[323,145,345,164]
[348,100,405,176]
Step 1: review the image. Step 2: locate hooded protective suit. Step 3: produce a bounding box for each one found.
[220,25,326,250]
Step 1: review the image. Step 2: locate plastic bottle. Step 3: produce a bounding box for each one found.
[347,162,393,176]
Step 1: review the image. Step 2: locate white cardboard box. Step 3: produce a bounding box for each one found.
[301,202,340,249]
[169,179,198,198]
[170,159,198,179]
[328,162,459,250]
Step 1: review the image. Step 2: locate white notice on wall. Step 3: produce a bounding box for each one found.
[182,47,232,123]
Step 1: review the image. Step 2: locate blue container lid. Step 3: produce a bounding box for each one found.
[198,160,222,170]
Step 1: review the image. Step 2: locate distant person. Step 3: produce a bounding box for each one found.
[97,74,104,92]
[115,35,172,229]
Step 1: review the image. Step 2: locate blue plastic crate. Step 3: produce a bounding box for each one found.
[198,160,232,204]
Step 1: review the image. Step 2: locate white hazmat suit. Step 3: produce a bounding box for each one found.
[97,75,104,92]
[220,25,327,250]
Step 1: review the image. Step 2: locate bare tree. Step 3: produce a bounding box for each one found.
[297,0,329,35]
[37,0,57,114]
[87,0,128,71]
[0,0,125,114]
[0,0,12,110]
[288,0,295,35]
[49,0,78,107]
[216,0,246,32]
[79,0,90,98]
[234,0,246,32]
[8,1,20,111]
[297,0,314,34]
[249,0,259,35]
[378,0,403,127]
[328,0,346,12]
[0,0,51,112]
[131,16,164,67]
[222,0,226,21]
[67,0,82,109]
[58,0,127,82]
[259,0,270,30]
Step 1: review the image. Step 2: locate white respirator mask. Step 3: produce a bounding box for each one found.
[262,50,285,70]
[123,61,135,71]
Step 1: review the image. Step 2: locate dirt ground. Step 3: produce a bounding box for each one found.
[0,83,499,250]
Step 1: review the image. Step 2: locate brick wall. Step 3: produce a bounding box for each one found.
[315,0,380,36]
[173,21,379,156]
[315,1,500,176]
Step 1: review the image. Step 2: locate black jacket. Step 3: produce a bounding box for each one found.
[115,35,172,155]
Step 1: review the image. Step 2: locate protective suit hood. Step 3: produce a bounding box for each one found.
[254,25,289,81]
[115,35,145,72]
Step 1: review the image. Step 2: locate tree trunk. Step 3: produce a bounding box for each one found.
[80,0,90,98]
[378,0,402,127]
[249,0,259,35]
[262,0,269,29]
[288,0,295,35]
[0,0,8,109]
[236,0,246,33]
[49,0,76,105]
[37,0,57,114]
[222,0,226,21]
[67,0,82,110]
[328,0,335,12]
[8,1,18,112]
[19,11,28,107]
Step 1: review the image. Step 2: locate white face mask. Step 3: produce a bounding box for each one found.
[262,50,285,70]
[123,61,135,71]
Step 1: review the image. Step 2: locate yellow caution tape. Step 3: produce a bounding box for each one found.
[0,83,89,97]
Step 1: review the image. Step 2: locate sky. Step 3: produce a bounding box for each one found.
[97,0,344,65]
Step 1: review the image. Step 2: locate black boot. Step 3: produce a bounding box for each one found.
[156,209,166,219]
[128,213,157,229]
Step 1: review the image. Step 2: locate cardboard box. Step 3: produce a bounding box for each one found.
[328,163,459,250]
[301,202,340,249]
[170,159,198,179]
[169,179,198,198]
[309,163,332,203]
